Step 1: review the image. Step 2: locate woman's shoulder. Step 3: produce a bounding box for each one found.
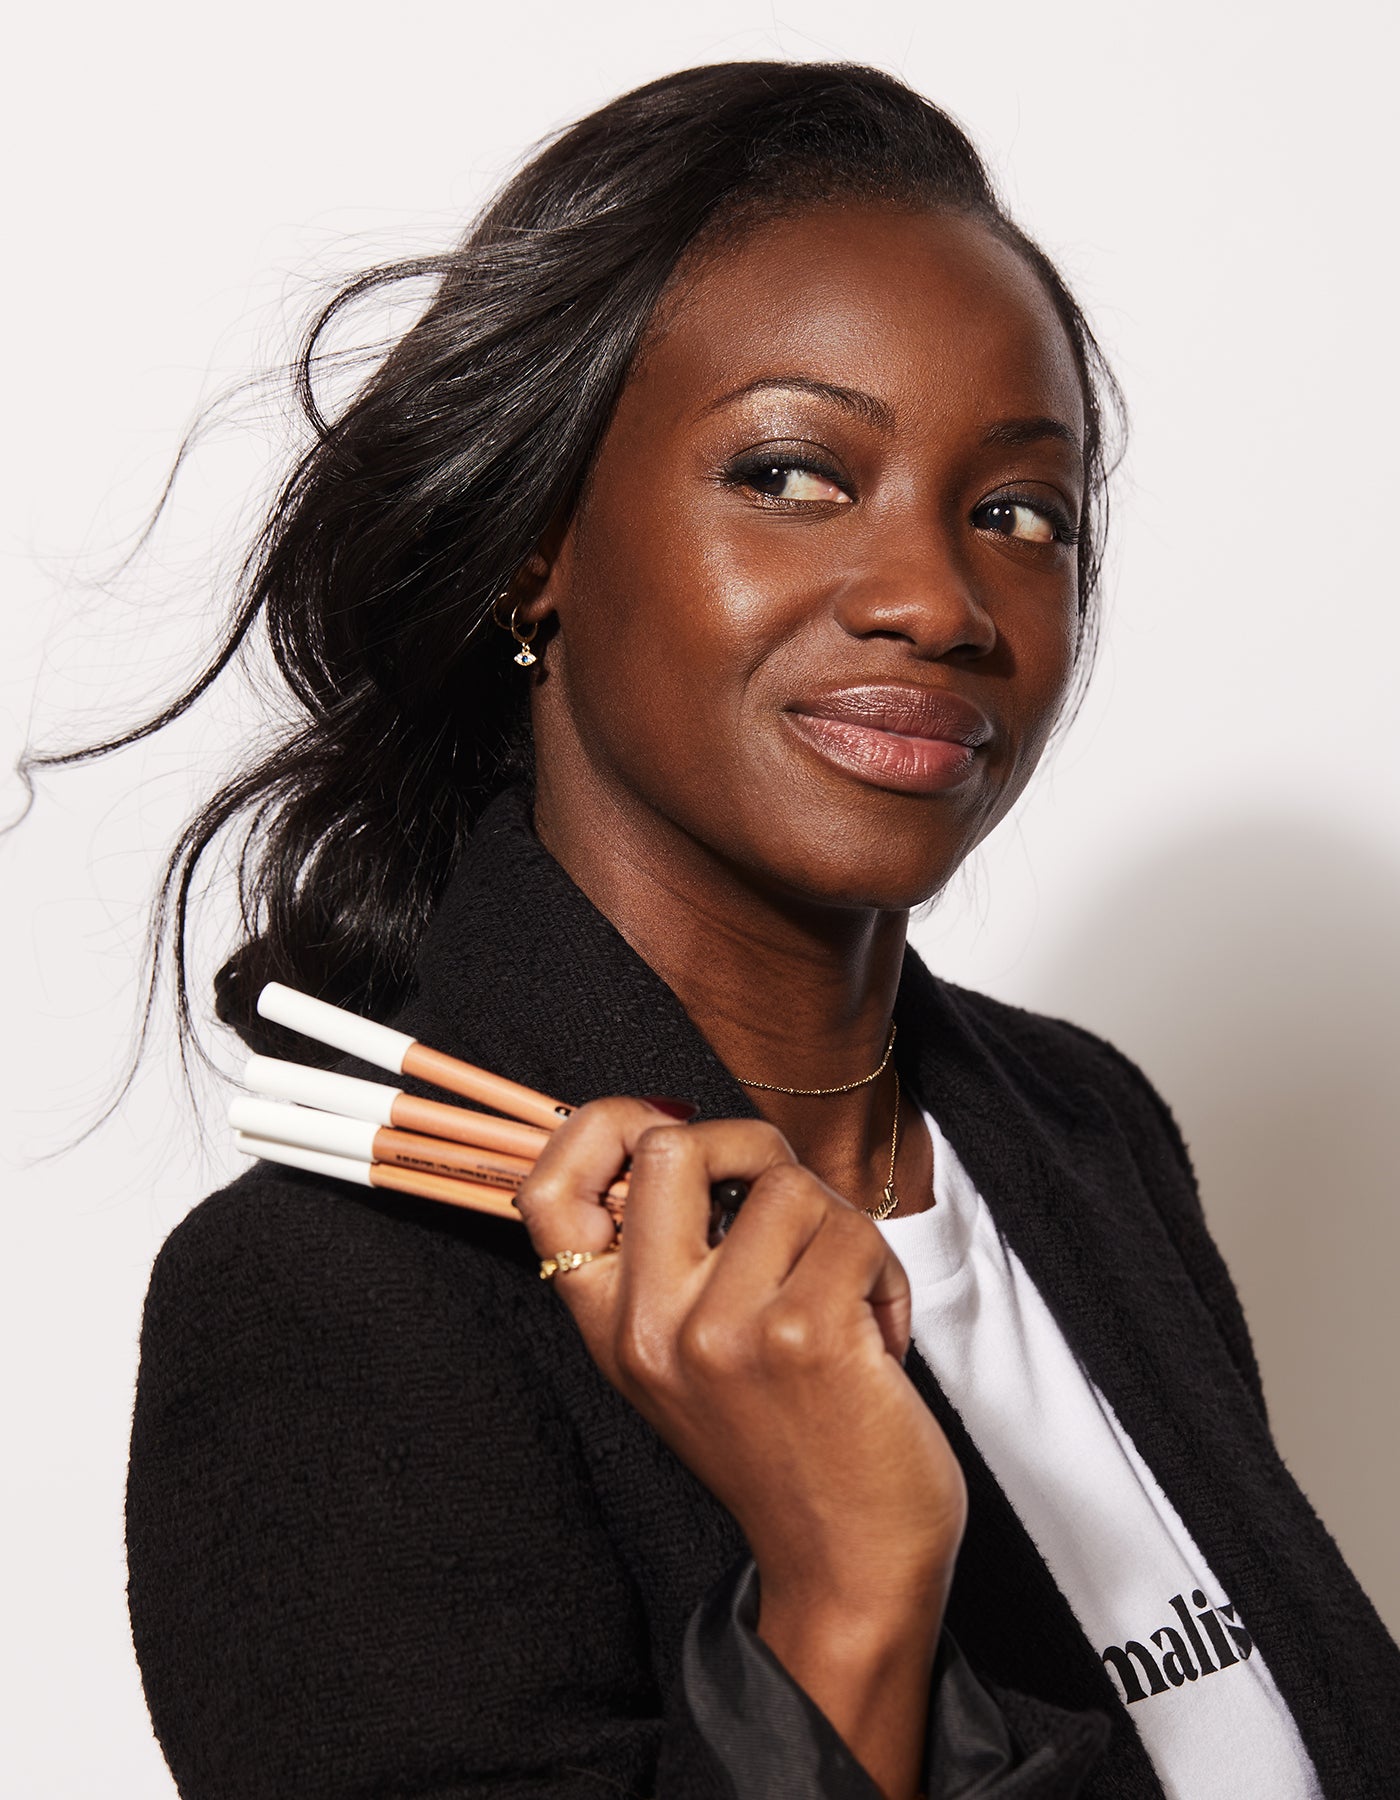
[127,1151,659,1800]
[128,1155,593,1565]
[140,1155,540,1383]
[154,1150,534,1277]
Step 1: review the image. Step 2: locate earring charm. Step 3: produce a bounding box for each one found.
[493,588,539,668]
[509,607,538,667]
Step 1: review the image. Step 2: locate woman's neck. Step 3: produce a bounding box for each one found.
[532,769,919,1213]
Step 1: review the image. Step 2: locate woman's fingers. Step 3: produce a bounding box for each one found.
[774,1202,914,1364]
[687,1157,846,1306]
[695,1172,912,1362]
[514,1096,653,1246]
[617,1116,798,1301]
[518,1099,910,1393]
[515,1106,806,1370]
[512,1097,711,1341]
[517,1097,959,1631]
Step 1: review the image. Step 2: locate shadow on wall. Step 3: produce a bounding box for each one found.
[1028,816,1400,1640]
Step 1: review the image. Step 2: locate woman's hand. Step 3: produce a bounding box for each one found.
[514,1099,968,1799]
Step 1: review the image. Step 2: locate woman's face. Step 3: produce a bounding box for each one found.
[531,202,1087,912]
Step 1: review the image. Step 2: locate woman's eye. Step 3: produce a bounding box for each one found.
[739,463,851,504]
[974,499,1071,545]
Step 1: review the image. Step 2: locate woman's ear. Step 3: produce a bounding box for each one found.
[511,509,573,627]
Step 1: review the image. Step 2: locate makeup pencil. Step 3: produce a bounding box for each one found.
[232,1131,523,1220]
[244,1055,550,1161]
[239,989,745,1235]
[256,983,573,1132]
[229,1095,627,1206]
[230,1097,536,1190]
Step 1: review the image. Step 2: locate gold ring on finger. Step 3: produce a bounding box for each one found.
[539,1241,620,1282]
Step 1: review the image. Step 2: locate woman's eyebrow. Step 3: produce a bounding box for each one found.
[699,385,1081,463]
[699,376,895,430]
[982,415,1082,456]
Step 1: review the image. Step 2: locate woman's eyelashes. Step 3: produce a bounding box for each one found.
[719,450,1079,548]
[972,493,1080,547]
[720,448,853,507]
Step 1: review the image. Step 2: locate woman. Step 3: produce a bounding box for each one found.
[110,61,1400,1800]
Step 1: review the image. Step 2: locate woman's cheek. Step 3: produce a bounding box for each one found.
[991,610,1079,796]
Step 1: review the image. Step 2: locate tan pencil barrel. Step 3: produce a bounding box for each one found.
[401,1043,573,1134]
[388,1094,549,1160]
[371,1127,533,1189]
[237,1127,523,1224]
[372,1123,628,1203]
[368,1162,522,1219]
[231,1094,628,1204]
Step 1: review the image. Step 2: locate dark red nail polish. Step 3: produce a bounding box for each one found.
[640,1096,699,1121]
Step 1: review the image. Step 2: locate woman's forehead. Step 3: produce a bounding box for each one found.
[631,203,1085,443]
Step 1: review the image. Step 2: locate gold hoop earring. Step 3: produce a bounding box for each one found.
[493,590,539,668]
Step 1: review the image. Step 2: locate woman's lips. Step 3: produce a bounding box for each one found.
[783,687,993,796]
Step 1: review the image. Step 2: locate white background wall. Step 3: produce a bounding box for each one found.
[4,2,1397,1791]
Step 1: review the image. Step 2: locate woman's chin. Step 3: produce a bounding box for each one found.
[722,741,1020,914]
[735,806,982,916]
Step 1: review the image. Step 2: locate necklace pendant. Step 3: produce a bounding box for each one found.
[867,1185,898,1223]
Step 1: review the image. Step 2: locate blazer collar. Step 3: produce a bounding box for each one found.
[399,785,766,1123]
[400,787,1049,1132]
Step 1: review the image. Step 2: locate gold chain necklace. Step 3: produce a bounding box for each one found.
[868,1069,901,1223]
[734,1021,897,1095]
[734,1026,901,1221]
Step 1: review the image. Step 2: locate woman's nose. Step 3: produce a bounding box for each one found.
[829,530,997,661]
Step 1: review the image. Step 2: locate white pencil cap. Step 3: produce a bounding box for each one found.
[233,1131,374,1187]
[229,1097,379,1163]
[256,983,416,1074]
[243,1055,400,1126]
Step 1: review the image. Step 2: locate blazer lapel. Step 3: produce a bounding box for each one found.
[894,951,1400,1799]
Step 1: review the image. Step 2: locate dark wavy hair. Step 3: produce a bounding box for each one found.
[24,60,1123,1068]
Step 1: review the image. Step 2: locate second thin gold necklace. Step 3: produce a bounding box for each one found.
[734,1023,901,1222]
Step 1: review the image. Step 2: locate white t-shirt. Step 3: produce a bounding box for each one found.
[876,1110,1322,1800]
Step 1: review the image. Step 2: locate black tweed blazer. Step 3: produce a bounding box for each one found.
[126,789,1400,1798]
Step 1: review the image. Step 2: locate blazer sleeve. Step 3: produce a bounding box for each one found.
[682,1559,1109,1799]
[126,1174,1103,1799]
